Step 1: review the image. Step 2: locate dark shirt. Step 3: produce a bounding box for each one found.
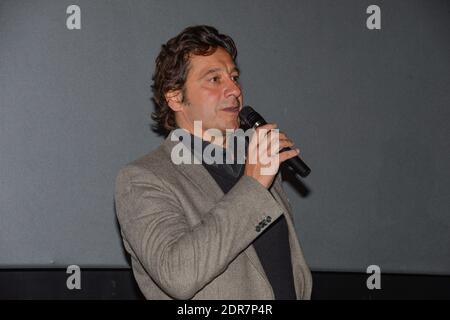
[183,132,297,300]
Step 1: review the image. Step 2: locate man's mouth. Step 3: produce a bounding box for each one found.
[222,106,240,113]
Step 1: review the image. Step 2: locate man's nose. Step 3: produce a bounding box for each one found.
[224,77,242,98]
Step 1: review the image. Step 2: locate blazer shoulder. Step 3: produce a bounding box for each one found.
[115,144,172,187]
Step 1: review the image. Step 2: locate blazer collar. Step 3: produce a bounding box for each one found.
[161,130,225,202]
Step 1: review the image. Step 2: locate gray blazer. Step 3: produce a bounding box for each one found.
[114,131,312,300]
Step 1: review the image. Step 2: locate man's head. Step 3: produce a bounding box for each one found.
[151,25,243,137]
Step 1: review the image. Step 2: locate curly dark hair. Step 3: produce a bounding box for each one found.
[150,25,238,136]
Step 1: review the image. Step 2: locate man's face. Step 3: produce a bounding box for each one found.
[169,47,243,136]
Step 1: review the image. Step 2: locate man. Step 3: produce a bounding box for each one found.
[115,25,312,300]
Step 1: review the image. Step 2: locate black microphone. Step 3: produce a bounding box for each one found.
[239,105,311,178]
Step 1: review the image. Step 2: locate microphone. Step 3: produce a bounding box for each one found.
[239,105,311,178]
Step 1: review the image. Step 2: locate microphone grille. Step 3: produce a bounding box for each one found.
[239,106,265,129]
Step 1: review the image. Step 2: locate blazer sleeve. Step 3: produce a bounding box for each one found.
[115,165,284,299]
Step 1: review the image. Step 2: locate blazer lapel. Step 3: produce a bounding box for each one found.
[162,132,224,202]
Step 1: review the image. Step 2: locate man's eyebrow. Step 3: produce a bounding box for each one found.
[199,66,240,79]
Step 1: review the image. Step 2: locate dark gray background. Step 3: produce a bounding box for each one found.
[0,0,449,274]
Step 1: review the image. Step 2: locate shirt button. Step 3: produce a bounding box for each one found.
[256,226,261,232]
[266,216,272,223]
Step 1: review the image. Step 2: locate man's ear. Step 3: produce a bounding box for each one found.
[165,89,184,112]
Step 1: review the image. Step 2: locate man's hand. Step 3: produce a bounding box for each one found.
[244,123,300,189]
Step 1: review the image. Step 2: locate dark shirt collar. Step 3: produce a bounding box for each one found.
[178,131,245,178]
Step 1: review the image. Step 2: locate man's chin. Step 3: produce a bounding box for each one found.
[228,119,241,130]
[222,123,240,133]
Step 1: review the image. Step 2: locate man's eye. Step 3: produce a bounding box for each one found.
[231,75,240,82]
[209,76,220,83]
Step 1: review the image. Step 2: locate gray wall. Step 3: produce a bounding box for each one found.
[0,0,449,274]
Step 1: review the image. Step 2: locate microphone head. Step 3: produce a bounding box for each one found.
[238,105,267,130]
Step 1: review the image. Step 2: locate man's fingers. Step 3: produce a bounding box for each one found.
[265,132,295,153]
[262,123,278,130]
[267,139,294,157]
[279,139,295,150]
[279,148,300,163]
[256,123,277,134]
[249,123,299,162]
[249,123,276,147]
